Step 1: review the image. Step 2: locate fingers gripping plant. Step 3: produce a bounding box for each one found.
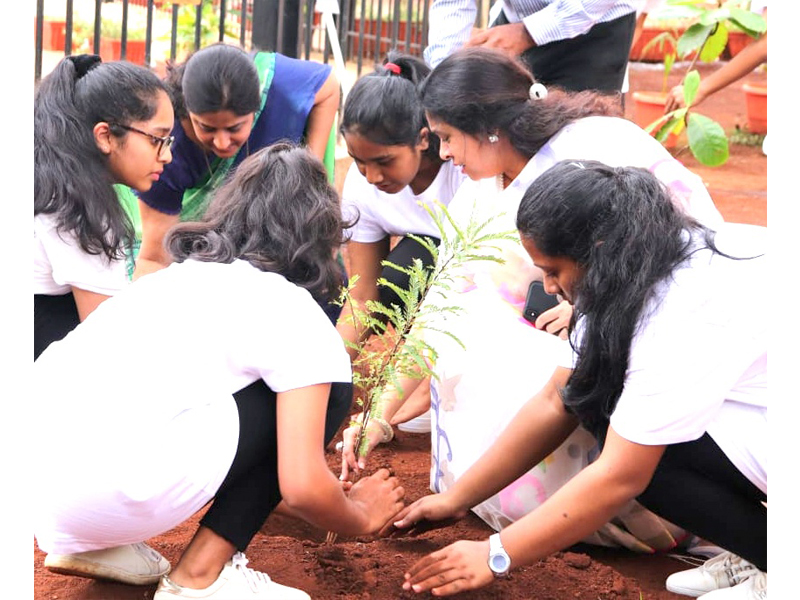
[339,201,517,460]
[647,0,767,166]
[324,201,515,545]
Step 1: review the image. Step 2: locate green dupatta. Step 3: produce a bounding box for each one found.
[179,51,276,222]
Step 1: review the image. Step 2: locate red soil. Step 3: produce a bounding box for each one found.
[33,60,766,600]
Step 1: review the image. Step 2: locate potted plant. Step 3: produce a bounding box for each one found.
[742,81,766,134]
[631,28,682,148]
[99,16,148,64]
[34,8,68,51]
[634,0,766,166]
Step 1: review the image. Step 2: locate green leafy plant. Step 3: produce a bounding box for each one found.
[169,0,239,59]
[339,201,517,461]
[326,201,515,545]
[640,29,680,93]
[644,0,767,166]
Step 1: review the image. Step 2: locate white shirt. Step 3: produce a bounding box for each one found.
[609,224,767,493]
[341,160,467,243]
[424,0,639,68]
[34,213,129,296]
[419,115,727,530]
[33,259,351,554]
[528,116,724,228]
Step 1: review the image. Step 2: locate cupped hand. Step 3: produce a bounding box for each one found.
[348,468,405,534]
[465,22,535,57]
[392,492,468,532]
[339,416,387,482]
[402,539,494,596]
[664,84,686,114]
[535,300,573,340]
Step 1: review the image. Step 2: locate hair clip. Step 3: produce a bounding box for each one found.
[529,82,548,100]
[68,54,102,79]
[384,62,402,75]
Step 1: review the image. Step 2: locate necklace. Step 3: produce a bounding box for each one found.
[496,172,506,192]
[202,140,250,180]
[203,152,217,180]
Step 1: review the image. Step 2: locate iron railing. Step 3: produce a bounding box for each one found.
[34,0,489,82]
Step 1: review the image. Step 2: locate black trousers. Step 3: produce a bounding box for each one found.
[200,379,352,551]
[376,235,440,318]
[34,293,81,360]
[494,11,636,94]
[637,433,767,571]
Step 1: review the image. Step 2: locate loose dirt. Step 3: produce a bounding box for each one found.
[33,60,766,600]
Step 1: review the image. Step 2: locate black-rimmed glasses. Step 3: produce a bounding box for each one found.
[114,124,175,158]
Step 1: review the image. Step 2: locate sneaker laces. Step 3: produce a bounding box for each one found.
[230,552,274,593]
[720,553,759,586]
[751,571,767,599]
[133,542,164,565]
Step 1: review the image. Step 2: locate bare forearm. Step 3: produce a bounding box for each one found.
[696,35,767,105]
[500,461,645,567]
[305,72,340,160]
[446,378,578,512]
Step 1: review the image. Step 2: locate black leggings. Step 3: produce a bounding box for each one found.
[34,293,81,360]
[376,235,439,320]
[637,433,766,571]
[200,379,352,551]
[494,11,636,94]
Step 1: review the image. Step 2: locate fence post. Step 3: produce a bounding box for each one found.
[252,0,300,56]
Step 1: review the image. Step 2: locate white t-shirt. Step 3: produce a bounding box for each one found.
[533,116,724,229]
[610,224,767,493]
[420,115,727,531]
[341,160,467,243]
[33,259,351,554]
[34,213,129,296]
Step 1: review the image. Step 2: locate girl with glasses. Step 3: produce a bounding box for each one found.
[34,54,174,360]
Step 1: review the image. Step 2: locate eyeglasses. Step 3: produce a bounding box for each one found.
[113,123,175,158]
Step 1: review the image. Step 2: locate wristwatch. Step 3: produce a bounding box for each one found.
[487,533,511,578]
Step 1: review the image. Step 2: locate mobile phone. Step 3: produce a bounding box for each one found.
[523,280,559,324]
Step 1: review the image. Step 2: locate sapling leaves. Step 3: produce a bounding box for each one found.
[687,113,729,167]
[342,201,517,459]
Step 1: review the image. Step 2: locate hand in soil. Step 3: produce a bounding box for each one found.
[339,418,384,481]
[392,491,469,532]
[402,538,494,596]
[347,467,406,534]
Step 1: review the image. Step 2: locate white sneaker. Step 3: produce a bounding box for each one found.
[153,552,310,599]
[666,551,760,597]
[699,571,766,599]
[44,541,170,585]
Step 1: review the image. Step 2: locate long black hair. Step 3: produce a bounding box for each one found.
[166,143,351,301]
[164,43,261,121]
[34,55,167,260]
[340,51,440,161]
[516,160,719,441]
[420,47,621,159]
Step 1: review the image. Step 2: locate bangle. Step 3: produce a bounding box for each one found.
[353,413,394,443]
[369,416,395,444]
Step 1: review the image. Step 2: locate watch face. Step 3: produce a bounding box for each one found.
[490,552,511,573]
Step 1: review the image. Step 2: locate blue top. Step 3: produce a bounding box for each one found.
[139,52,332,215]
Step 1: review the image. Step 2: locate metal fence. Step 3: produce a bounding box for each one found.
[34,0,489,82]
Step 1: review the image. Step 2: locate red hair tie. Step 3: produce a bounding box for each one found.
[384,62,401,75]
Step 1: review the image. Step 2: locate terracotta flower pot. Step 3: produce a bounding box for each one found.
[99,39,147,65]
[742,83,767,134]
[631,91,679,149]
[35,18,67,51]
[727,31,754,58]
